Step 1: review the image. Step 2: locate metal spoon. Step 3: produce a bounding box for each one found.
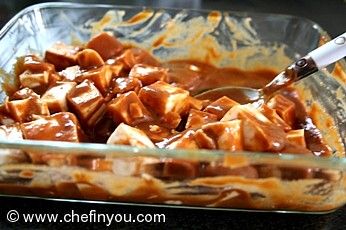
[195,32,346,104]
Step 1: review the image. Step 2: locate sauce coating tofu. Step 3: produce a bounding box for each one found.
[201,120,243,151]
[138,81,189,116]
[76,49,104,69]
[76,65,113,95]
[204,96,239,120]
[129,64,168,86]
[45,42,80,71]
[166,130,199,149]
[22,55,55,73]
[287,129,306,147]
[111,77,142,95]
[19,70,49,90]
[6,97,50,123]
[260,104,291,131]
[41,81,77,113]
[267,94,296,127]
[107,123,155,148]
[107,91,151,126]
[222,104,287,152]
[20,112,84,142]
[86,32,123,60]
[60,65,82,81]
[67,80,105,127]
[185,109,218,129]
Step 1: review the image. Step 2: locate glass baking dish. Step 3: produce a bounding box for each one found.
[0,2,345,213]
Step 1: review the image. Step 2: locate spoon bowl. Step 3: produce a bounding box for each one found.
[195,32,346,104]
[195,86,262,104]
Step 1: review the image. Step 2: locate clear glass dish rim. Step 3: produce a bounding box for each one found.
[0,2,345,171]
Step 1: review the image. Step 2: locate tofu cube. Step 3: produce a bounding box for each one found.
[107,123,155,148]
[115,49,137,70]
[19,70,49,90]
[267,94,296,127]
[6,97,49,123]
[194,129,216,149]
[166,130,199,150]
[60,65,82,81]
[10,88,39,100]
[67,80,105,127]
[45,42,80,71]
[138,81,189,116]
[287,129,306,147]
[160,111,181,129]
[204,96,239,120]
[111,77,142,95]
[76,49,105,69]
[185,109,217,129]
[20,112,84,142]
[222,104,287,152]
[77,65,113,95]
[22,55,55,73]
[41,81,77,113]
[87,32,123,60]
[201,120,243,151]
[107,91,151,126]
[260,104,291,131]
[129,64,168,86]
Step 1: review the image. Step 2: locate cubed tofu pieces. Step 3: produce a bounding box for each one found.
[160,111,181,129]
[204,96,239,120]
[260,104,291,131]
[185,109,217,129]
[107,123,155,148]
[129,64,168,86]
[287,129,306,148]
[6,96,49,123]
[114,49,137,70]
[77,65,113,95]
[20,112,84,142]
[45,42,80,71]
[41,82,77,113]
[111,77,142,95]
[86,32,123,61]
[222,104,286,152]
[201,120,243,151]
[10,88,39,100]
[19,70,49,90]
[166,130,199,149]
[267,94,296,127]
[138,81,189,116]
[76,49,104,69]
[194,129,216,149]
[21,55,55,73]
[107,91,151,126]
[67,80,105,127]
[60,65,82,81]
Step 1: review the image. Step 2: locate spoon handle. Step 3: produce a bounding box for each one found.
[262,32,346,96]
[309,32,346,69]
